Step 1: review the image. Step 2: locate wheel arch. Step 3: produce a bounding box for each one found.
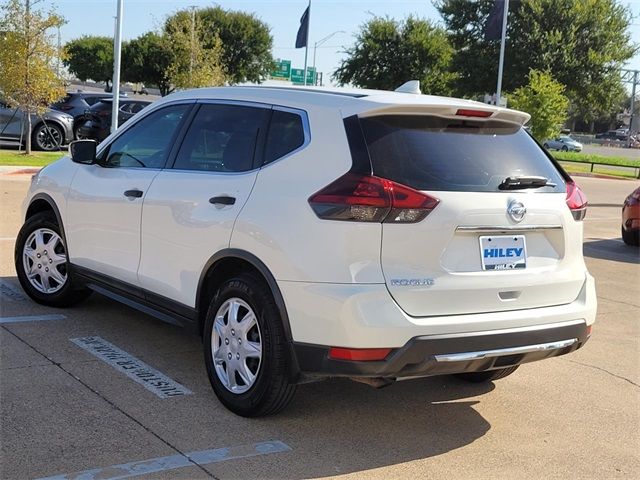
[196,249,301,382]
[25,193,68,247]
[196,249,293,341]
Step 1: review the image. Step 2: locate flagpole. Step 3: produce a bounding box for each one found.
[495,0,509,106]
[303,0,310,85]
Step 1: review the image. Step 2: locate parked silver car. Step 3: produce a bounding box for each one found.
[0,100,74,151]
[543,135,583,152]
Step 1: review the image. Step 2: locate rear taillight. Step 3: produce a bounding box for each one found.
[308,173,439,223]
[566,180,587,221]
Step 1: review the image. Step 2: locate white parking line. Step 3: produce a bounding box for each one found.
[0,237,17,241]
[0,314,66,324]
[0,280,27,301]
[37,440,292,480]
[70,336,193,398]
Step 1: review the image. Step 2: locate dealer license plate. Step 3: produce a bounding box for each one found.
[479,235,527,270]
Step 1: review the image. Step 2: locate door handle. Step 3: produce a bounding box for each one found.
[209,196,236,206]
[124,189,143,198]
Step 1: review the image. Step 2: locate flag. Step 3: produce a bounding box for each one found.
[485,0,505,41]
[295,6,309,48]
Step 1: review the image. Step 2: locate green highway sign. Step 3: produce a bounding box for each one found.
[271,60,317,84]
[291,67,317,85]
[291,68,305,84]
[271,59,291,79]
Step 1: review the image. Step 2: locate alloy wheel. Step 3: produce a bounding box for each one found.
[36,126,62,150]
[211,297,262,394]
[22,228,68,294]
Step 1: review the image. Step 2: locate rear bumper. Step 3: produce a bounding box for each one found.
[279,272,597,349]
[294,319,590,379]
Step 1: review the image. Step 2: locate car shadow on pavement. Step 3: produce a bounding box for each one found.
[583,238,639,264]
[254,376,494,479]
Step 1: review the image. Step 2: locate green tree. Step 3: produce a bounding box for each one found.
[64,36,115,89]
[332,16,456,94]
[508,70,569,141]
[436,0,636,127]
[0,0,65,154]
[123,32,174,96]
[166,6,273,84]
[164,12,226,89]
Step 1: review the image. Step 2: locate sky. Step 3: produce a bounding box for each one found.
[44,0,640,87]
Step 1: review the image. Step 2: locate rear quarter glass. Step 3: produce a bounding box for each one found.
[359,115,565,193]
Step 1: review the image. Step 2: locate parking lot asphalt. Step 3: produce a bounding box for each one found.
[1,173,639,479]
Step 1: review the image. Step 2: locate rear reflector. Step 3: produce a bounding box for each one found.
[566,180,587,221]
[309,173,439,223]
[456,109,493,118]
[328,347,392,361]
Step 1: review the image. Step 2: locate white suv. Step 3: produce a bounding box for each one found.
[15,86,596,416]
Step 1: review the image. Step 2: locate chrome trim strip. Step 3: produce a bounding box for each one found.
[456,224,563,232]
[434,338,577,363]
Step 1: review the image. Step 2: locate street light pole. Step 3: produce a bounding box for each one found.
[189,5,197,86]
[312,30,344,86]
[111,0,124,133]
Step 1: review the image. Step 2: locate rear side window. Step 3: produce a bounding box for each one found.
[263,109,305,165]
[173,104,268,173]
[359,115,565,192]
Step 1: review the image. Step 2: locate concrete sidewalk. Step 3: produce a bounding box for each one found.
[0,165,42,176]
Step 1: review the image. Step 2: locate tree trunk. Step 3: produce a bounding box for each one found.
[25,108,32,155]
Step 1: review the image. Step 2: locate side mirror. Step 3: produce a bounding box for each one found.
[69,140,97,164]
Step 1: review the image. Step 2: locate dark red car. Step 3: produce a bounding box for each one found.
[622,186,640,246]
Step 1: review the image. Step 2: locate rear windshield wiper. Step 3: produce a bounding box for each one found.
[499,176,556,190]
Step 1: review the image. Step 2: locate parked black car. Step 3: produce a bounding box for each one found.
[75,99,152,142]
[0,100,74,151]
[51,91,127,138]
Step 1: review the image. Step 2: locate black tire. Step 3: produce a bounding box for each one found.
[543,143,549,149]
[73,123,87,140]
[454,365,520,383]
[561,145,569,152]
[32,123,63,151]
[203,273,296,417]
[14,211,91,307]
[622,225,640,246]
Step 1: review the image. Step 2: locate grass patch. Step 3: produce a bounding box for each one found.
[0,149,65,167]
[559,162,638,179]
[552,151,640,168]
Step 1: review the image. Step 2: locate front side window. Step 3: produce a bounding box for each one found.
[173,104,268,172]
[99,104,189,169]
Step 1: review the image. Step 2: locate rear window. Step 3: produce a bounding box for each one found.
[359,115,565,193]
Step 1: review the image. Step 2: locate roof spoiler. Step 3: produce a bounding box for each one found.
[394,81,421,95]
[359,104,531,126]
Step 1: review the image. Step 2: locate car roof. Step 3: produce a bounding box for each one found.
[159,85,531,125]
